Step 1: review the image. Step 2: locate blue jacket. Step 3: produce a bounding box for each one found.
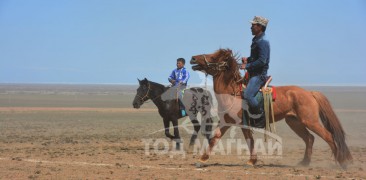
[168,67,190,86]
[245,33,270,77]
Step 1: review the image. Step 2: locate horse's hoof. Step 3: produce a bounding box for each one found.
[195,162,206,168]
[199,154,209,163]
[340,162,348,170]
[297,160,310,167]
[187,145,194,154]
[175,145,181,151]
[246,159,257,166]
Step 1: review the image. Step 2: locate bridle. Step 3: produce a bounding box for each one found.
[136,81,166,105]
[136,82,151,103]
[202,54,229,76]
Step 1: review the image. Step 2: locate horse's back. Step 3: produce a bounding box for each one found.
[188,87,204,93]
[272,85,318,118]
[182,87,213,107]
[275,85,313,96]
[276,85,305,90]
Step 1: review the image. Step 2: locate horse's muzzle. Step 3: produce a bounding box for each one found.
[133,102,141,109]
[190,57,197,64]
[190,57,203,71]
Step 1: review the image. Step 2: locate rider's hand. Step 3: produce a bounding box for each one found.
[170,80,176,84]
[240,57,248,70]
[240,63,247,70]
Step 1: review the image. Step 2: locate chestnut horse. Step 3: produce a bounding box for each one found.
[190,48,352,169]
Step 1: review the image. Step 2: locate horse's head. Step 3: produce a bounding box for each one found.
[190,48,237,76]
[132,78,151,109]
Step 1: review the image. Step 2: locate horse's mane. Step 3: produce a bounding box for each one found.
[140,78,166,92]
[213,48,242,85]
[149,80,166,91]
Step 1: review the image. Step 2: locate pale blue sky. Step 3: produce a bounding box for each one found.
[0,0,365,85]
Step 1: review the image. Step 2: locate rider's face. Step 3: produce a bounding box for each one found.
[251,24,262,36]
[177,61,184,69]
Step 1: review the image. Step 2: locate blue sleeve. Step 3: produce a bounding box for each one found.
[246,40,270,71]
[181,69,190,84]
[168,70,175,81]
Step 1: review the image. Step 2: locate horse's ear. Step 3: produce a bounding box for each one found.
[137,78,141,84]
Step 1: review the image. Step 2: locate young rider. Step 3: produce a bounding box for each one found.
[168,58,190,116]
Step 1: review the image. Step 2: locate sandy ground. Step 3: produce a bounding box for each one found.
[0,107,365,179]
[0,85,365,179]
[0,107,157,113]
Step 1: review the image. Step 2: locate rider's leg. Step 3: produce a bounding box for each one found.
[178,85,187,115]
[244,75,264,114]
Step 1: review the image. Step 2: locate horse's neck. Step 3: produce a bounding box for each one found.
[213,73,241,95]
[151,95,164,108]
[148,82,165,106]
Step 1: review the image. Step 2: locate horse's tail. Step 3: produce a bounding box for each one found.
[311,91,353,166]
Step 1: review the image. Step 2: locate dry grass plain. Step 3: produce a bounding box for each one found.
[0,84,365,179]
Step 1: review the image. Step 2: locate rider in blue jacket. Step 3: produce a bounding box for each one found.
[168,58,190,116]
[168,58,190,86]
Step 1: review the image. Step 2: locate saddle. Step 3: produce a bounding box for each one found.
[164,85,188,117]
[260,76,276,101]
[240,74,276,101]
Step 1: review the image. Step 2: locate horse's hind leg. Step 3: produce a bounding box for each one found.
[202,116,213,141]
[199,91,213,141]
[240,127,257,166]
[285,116,315,166]
[297,110,338,165]
[189,118,201,147]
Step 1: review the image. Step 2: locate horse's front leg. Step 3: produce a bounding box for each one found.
[199,123,230,162]
[163,118,175,139]
[171,118,182,150]
[240,127,257,166]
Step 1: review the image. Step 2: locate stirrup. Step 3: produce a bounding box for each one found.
[181,110,186,116]
[259,76,273,92]
[263,76,272,90]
